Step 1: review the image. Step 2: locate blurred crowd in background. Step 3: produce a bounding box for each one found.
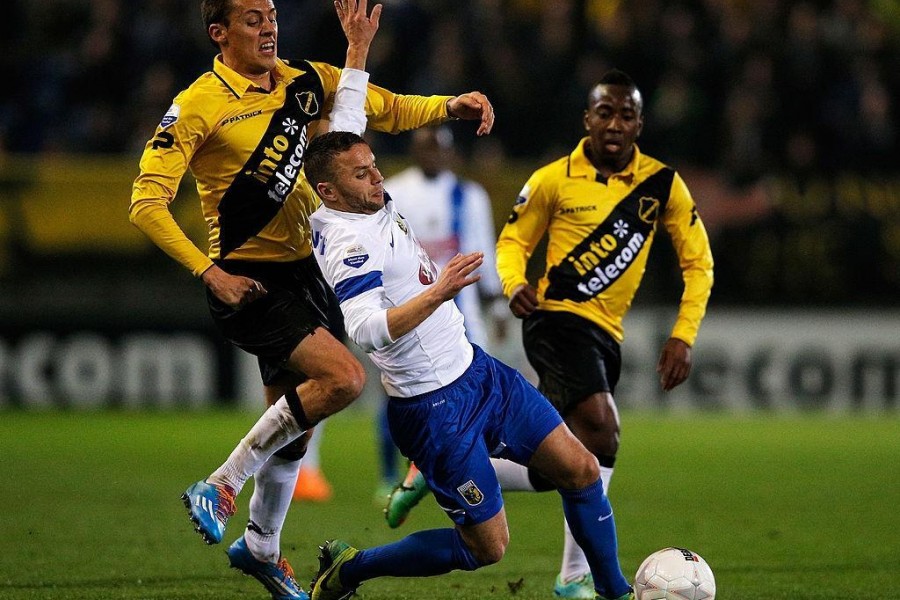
[0,0,896,170]
[0,0,898,307]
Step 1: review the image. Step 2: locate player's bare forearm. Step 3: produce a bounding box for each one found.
[656,337,692,391]
[335,0,382,70]
[386,252,483,339]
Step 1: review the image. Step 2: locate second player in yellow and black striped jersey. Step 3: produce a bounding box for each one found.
[130,56,451,277]
[496,138,714,346]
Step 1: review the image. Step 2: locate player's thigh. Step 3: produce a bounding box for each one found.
[522,310,621,415]
[386,377,504,528]
[527,422,600,490]
[284,326,364,386]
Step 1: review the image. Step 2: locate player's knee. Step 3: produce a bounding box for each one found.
[469,536,508,566]
[558,450,601,490]
[581,423,620,457]
[325,361,366,406]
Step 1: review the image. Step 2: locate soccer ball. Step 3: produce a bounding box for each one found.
[633,547,716,600]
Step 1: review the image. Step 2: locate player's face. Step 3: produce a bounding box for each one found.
[584,84,644,168]
[213,0,278,78]
[329,144,386,215]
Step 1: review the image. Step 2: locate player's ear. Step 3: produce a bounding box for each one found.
[316,181,336,202]
[583,110,590,131]
[636,113,644,139]
[209,23,227,47]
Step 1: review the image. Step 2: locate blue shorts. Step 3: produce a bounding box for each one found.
[387,345,563,526]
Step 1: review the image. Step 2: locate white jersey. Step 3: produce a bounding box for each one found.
[384,168,502,348]
[310,195,473,397]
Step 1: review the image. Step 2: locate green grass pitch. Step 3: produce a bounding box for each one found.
[1,409,897,599]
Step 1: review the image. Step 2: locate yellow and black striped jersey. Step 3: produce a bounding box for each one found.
[130,56,451,276]
[496,138,714,345]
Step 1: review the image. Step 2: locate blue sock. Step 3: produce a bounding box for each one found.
[559,479,631,599]
[341,528,480,586]
[377,400,398,482]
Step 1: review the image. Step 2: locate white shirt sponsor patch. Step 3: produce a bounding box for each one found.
[343,244,369,268]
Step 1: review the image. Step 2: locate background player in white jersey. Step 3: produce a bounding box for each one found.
[303,131,634,600]
[385,126,507,348]
[374,125,508,496]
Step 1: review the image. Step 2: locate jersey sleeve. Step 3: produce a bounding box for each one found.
[495,170,557,297]
[316,222,393,352]
[661,172,715,346]
[363,84,452,134]
[329,67,370,135]
[311,62,451,135]
[129,93,214,276]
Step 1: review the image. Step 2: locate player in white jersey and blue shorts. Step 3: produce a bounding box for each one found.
[302,131,634,600]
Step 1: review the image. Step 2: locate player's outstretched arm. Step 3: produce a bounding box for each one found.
[334,0,382,70]
[447,92,495,136]
[329,0,381,135]
[386,252,484,339]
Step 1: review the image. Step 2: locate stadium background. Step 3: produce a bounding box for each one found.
[0,0,896,411]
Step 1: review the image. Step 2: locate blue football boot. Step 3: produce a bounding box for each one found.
[181,479,236,544]
[227,535,309,600]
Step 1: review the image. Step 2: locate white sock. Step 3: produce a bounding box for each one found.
[560,518,591,582]
[599,465,613,495]
[559,466,614,581]
[302,422,325,471]
[244,455,301,563]
[209,396,304,495]
[490,458,536,491]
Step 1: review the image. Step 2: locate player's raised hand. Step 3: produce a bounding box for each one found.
[447,92,495,136]
[508,283,539,318]
[201,264,268,310]
[656,337,692,391]
[434,252,483,300]
[335,0,383,69]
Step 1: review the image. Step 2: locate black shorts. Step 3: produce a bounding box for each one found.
[206,256,346,386]
[522,310,621,415]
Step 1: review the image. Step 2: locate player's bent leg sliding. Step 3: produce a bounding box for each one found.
[318,431,631,598]
[384,456,598,599]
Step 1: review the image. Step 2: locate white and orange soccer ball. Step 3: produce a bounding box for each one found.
[633,547,716,600]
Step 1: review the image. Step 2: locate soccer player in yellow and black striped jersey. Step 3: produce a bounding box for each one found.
[129,1,494,598]
[496,69,713,598]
